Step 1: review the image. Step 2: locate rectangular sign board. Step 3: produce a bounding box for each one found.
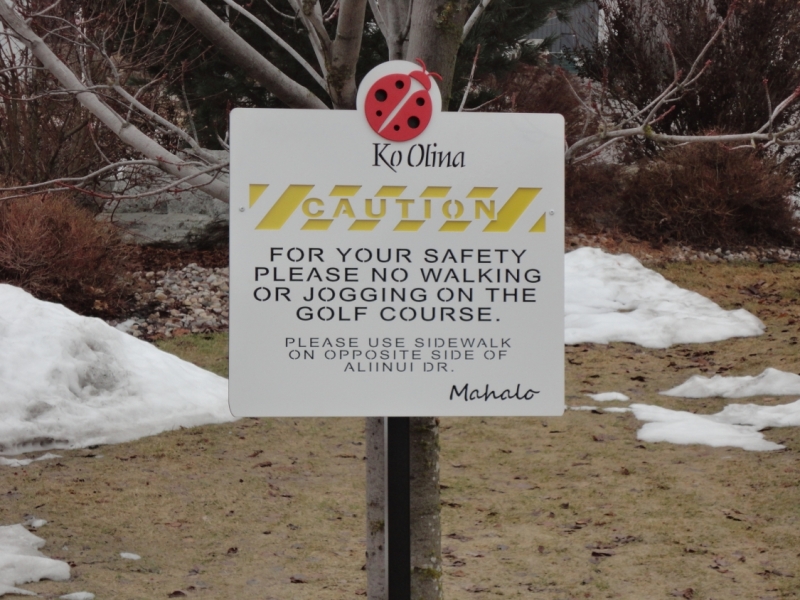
[229,108,564,417]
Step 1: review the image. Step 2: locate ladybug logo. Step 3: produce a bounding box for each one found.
[357,60,443,142]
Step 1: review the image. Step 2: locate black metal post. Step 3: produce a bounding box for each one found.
[387,416,411,600]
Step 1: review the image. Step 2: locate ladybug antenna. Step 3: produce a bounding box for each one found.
[415,58,443,81]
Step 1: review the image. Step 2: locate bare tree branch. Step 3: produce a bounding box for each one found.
[284,0,332,79]
[367,0,389,41]
[329,0,369,108]
[0,1,230,201]
[458,44,479,112]
[0,160,229,203]
[167,0,328,109]
[222,0,328,91]
[462,0,491,43]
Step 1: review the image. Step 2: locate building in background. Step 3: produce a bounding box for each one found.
[528,3,599,67]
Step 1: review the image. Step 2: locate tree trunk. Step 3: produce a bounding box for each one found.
[405,0,471,109]
[410,417,442,599]
[366,417,387,600]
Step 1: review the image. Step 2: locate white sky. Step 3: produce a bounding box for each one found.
[0,247,797,595]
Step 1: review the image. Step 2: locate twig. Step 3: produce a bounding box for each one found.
[463,93,503,112]
[458,44,480,113]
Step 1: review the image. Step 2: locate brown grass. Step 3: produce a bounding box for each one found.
[2,261,799,599]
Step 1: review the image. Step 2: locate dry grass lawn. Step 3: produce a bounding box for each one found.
[2,260,799,599]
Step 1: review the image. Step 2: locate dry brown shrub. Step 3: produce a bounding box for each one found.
[0,193,132,315]
[618,145,798,248]
[481,64,593,145]
[565,161,625,230]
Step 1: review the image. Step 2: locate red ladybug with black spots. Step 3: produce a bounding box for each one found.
[365,59,441,142]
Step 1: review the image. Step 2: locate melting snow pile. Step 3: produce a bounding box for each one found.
[661,367,800,398]
[0,284,233,456]
[0,525,70,596]
[631,368,800,452]
[565,247,764,348]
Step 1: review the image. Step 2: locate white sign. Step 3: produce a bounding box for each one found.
[229,61,564,417]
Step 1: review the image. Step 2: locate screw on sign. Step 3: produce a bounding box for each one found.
[365,59,442,142]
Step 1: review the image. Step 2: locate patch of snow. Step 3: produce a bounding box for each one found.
[0,284,234,456]
[662,368,800,398]
[0,453,61,468]
[23,517,47,529]
[565,248,764,348]
[0,584,36,596]
[119,553,141,560]
[713,398,800,430]
[587,392,630,402]
[630,401,798,452]
[60,593,95,600]
[0,525,70,597]
[114,319,137,334]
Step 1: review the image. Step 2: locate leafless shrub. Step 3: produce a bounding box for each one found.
[481,64,594,146]
[618,145,798,248]
[0,193,132,315]
[565,161,625,230]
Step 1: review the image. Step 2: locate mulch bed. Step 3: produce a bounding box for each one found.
[127,245,230,272]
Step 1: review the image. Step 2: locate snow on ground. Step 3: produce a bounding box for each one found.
[0,247,785,462]
[119,553,141,560]
[631,403,795,452]
[661,367,800,398]
[0,284,233,457]
[587,392,630,402]
[0,453,60,468]
[627,368,800,451]
[0,525,70,596]
[565,247,764,348]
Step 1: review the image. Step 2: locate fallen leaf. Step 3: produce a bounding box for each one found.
[253,461,273,468]
[248,450,263,458]
[167,592,187,598]
[723,509,748,522]
[290,575,309,583]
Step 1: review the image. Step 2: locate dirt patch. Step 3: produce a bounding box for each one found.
[127,246,230,273]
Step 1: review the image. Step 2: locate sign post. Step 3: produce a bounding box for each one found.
[229,60,565,596]
[386,417,411,599]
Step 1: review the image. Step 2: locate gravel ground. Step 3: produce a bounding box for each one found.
[110,235,800,340]
[111,263,229,340]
